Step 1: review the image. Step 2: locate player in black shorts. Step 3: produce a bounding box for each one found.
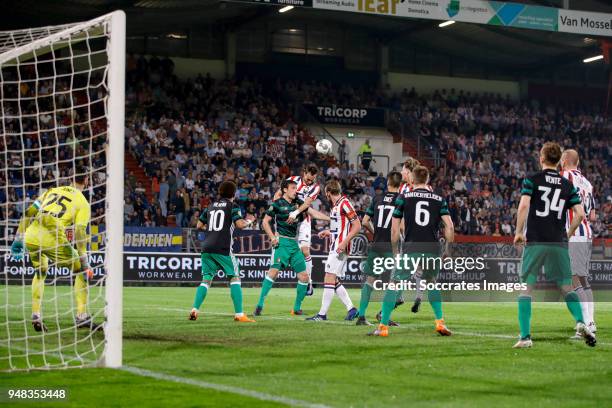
[189,181,256,323]
[357,171,402,326]
[370,166,454,337]
[513,142,595,348]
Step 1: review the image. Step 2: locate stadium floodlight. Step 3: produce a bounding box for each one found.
[439,20,456,28]
[583,55,603,63]
[0,11,125,371]
[279,5,294,13]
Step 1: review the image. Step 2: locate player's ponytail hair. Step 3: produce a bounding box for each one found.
[325,180,342,196]
[541,142,562,166]
[219,181,237,199]
[412,166,429,185]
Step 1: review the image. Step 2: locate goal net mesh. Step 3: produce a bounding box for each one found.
[0,14,121,371]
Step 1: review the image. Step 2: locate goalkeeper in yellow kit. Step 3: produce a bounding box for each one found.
[10,168,101,332]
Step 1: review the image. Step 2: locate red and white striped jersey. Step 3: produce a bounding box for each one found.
[561,169,595,241]
[288,175,320,202]
[329,195,359,252]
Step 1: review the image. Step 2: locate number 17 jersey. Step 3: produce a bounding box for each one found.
[365,191,399,243]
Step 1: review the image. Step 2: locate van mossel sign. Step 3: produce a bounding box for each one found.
[229,0,612,37]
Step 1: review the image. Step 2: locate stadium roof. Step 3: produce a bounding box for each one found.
[3,0,611,71]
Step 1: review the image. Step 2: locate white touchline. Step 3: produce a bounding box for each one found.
[120,366,331,408]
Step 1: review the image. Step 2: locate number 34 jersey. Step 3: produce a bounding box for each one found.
[199,199,243,255]
[521,169,581,243]
[393,188,449,243]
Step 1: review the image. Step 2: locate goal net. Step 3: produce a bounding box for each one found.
[0,11,125,371]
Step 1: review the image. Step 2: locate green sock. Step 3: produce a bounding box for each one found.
[565,291,584,323]
[358,283,373,317]
[230,282,243,314]
[257,276,275,308]
[381,289,398,325]
[192,283,209,309]
[428,289,443,320]
[518,295,532,339]
[294,281,308,312]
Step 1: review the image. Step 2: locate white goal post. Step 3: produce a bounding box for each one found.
[0,11,125,370]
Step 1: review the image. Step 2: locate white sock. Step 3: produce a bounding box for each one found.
[319,285,335,316]
[414,270,424,301]
[335,283,354,310]
[584,286,594,324]
[575,286,589,326]
[305,256,313,283]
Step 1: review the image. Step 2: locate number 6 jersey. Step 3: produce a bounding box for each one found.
[521,169,581,243]
[199,199,244,255]
[393,188,449,243]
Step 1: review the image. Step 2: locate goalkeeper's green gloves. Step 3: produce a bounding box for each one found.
[11,239,24,261]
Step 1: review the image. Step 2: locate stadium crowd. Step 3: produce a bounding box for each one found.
[121,57,610,237]
[3,55,607,238]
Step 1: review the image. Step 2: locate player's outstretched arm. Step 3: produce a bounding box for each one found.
[567,203,585,239]
[307,207,330,222]
[235,214,256,229]
[288,197,314,223]
[361,214,374,235]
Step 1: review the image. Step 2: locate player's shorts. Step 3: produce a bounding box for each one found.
[297,220,311,247]
[24,223,81,273]
[394,252,440,281]
[325,250,348,278]
[520,244,572,286]
[362,244,393,278]
[569,241,592,278]
[271,237,307,272]
[201,253,239,280]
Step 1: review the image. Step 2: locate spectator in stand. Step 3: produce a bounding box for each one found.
[358,139,374,173]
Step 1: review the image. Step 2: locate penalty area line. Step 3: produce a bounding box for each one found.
[120,365,331,408]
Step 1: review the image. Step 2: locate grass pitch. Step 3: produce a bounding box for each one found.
[1,286,611,407]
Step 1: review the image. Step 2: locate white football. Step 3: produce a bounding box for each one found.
[316,139,333,155]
